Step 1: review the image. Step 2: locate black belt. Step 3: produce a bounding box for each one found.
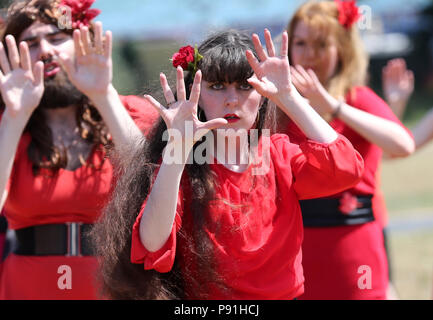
[14,223,94,256]
[299,194,374,227]
[0,216,7,233]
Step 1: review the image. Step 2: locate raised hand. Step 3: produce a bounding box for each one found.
[58,21,112,99]
[144,67,227,151]
[245,29,294,105]
[290,65,336,116]
[0,35,44,118]
[382,58,414,119]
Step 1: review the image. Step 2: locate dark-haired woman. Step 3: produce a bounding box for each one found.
[92,29,364,300]
[0,0,157,299]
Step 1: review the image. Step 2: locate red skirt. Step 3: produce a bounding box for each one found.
[0,254,102,300]
[299,220,388,300]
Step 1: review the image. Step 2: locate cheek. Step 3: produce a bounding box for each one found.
[244,93,262,121]
[324,47,339,77]
[198,91,219,119]
[290,47,302,65]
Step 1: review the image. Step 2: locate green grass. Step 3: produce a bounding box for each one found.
[381,138,433,300]
[389,231,433,300]
[381,138,433,215]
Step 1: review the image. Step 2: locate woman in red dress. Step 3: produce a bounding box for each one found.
[92,28,364,299]
[0,0,157,299]
[282,0,415,299]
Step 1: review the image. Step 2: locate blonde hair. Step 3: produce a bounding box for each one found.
[287,0,368,99]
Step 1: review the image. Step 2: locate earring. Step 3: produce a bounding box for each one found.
[254,110,261,127]
[198,108,206,121]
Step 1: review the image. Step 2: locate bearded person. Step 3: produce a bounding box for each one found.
[0,0,158,299]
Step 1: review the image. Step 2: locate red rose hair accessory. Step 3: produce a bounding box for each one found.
[59,0,101,29]
[171,45,203,76]
[335,0,361,29]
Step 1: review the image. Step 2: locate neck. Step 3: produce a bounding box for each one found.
[212,131,250,170]
[42,104,78,130]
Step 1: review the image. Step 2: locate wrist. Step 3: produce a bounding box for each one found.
[2,107,33,126]
[87,84,117,105]
[330,100,344,120]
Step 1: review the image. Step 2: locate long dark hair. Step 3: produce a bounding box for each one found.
[1,0,109,174]
[91,30,276,299]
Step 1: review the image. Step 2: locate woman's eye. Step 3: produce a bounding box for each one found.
[239,83,252,90]
[210,83,224,90]
[294,41,305,46]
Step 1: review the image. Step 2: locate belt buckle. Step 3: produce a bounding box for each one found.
[66,222,82,257]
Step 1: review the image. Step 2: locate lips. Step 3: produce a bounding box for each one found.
[223,114,240,123]
[44,61,60,78]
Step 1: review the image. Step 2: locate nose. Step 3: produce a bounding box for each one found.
[224,86,239,109]
[37,39,54,61]
[305,44,316,60]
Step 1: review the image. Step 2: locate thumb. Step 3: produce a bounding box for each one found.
[247,77,267,96]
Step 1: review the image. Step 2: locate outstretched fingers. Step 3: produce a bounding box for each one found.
[5,35,20,70]
[264,29,276,57]
[94,21,103,54]
[19,42,31,71]
[251,33,267,62]
[73,29,85,58]
[245,50,260,75]
[143,94,168,122]
[104,30,112,59]
[189,70,202,105]
[0,42,11,75]
[176,66,186,101]
[160,72,176,105]
[32,61,44,86]
[280,31,289,58]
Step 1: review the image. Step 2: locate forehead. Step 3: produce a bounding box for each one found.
[293,20,333,42]
[19,21,64,41]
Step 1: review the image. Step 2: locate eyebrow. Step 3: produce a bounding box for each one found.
[21,30,63,42]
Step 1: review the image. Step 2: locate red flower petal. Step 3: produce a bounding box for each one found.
[336,0,361,29]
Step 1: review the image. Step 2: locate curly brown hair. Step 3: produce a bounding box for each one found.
[91,30,276,299]
[1,0,109,174]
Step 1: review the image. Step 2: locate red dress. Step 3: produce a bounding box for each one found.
[284,87,412,300]
[0,96,158,300]
[130,134,364,299]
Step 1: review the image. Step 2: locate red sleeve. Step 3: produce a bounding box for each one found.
[347,87,413,136]
[271,134,364,200]
[130,171,185,273]
[119,95,159,136]
[0,111,30,195]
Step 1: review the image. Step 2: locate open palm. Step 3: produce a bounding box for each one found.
[0,36,44,118]
[59,22,112,98]
[246,29,293,104]
[144,67,227,148]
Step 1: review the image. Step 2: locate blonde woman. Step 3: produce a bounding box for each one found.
[281,0,415,299]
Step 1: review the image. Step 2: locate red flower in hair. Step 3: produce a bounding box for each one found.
[60,0,101,28]
[172,45,195,69]
[335,0,361,29]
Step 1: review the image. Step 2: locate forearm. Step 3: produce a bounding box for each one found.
[0,112,29,212]
[89,84,144,150]
[337,103,415,157]
[139,147,186,252]
[278,90,338,143]
[411,108,433,150]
